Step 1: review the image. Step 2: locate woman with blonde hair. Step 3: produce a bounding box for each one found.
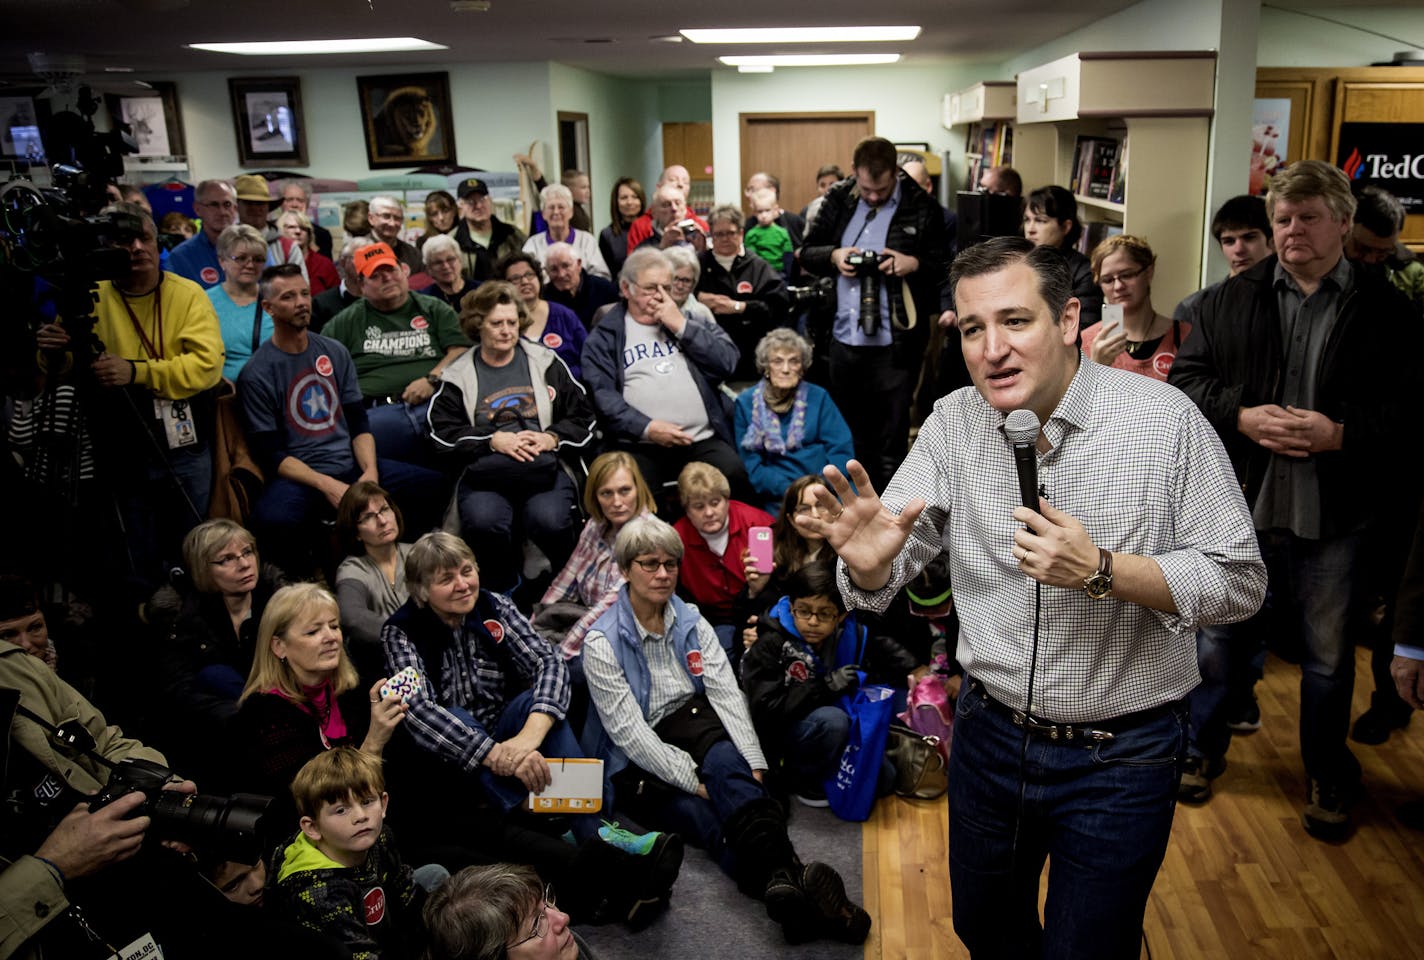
[1083,234,1187,382]
[236,583,407,802]
[275,208,338,295]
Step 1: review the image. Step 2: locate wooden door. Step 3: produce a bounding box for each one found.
[739,112,874,214]
[1330,79,1424,245]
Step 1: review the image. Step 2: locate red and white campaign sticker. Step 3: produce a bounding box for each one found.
[364,886,386,924]
[787,661,809,682]
[736,281,753,294]
[1154,353,1175,379]
[542,332,563,349]
[686,650,704,676]
[411,315,429,330]
[200,267,220,285]
[484,619,505,642]
[315,354,334,377]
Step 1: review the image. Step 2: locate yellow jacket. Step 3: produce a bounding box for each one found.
[87,272,224,399]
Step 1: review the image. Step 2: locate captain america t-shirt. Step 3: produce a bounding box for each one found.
[237,333,363,476]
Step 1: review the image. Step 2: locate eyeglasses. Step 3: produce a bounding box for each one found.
[672,275,696,286]
[509,885,557,950]
[711,230,740,240]
[1099,266,1146,287]
[226,254,265,266]
[211,546,256,568]
[633,557,680,573]
[506,271,539,283]
[767,356,803,369]
[357,504,395,526]
[633,282,672,296]
[197,199,237,211]
[791,604,840,623]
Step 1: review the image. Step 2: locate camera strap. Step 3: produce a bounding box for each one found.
[11,701,117,773]
[117,273,165,361]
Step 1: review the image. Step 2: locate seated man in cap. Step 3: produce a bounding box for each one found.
[234,174,307,280]
[542,240,619,331]
[322,242,469,467]
[452,177,526,284]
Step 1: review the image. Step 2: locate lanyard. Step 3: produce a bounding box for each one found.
[118,273,164,361]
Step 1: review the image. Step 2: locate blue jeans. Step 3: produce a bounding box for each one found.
[451,690,600,842]
[368,400,435,467]
[1259,530,1362,785]
[948,680,1185,960]
[1188,614,1266,760]
[457,471,578,591]
[621,738,767,876]
[781,705,850,790]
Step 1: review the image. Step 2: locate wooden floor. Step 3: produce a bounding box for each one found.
[861,647,1424,960]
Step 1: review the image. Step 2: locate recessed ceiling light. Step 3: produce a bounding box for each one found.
[189,37,448,55]
[737,65,775,73]
[720,53,901,67]
[684,26,920,44]
[650,35,685,43]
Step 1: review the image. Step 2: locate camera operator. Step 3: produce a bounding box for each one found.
[33,201,223,595]
[800,136,948,491]
[0,638,279,959]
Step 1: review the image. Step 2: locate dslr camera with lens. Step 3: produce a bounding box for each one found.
[844,250,890,335]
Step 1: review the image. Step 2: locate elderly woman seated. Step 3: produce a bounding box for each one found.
[536,451,657,665]
[695,203,790,380]
[494,251,587,380]
[419,233,479,310]
[580,515,871,945]
[206,224,275,380]
[333,480,414,680]
[734,329,854,513]
[523,183,611,280]
[664,245,715,325]
[671,462,774,655]
[429,281,596,593]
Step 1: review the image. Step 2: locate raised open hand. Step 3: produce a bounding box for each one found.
[793,460,925,592]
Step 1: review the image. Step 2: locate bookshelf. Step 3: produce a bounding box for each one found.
[943,82,1016,193]
[1012,51,1216,308]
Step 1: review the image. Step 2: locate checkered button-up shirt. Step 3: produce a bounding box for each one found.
[839,357,1266,723]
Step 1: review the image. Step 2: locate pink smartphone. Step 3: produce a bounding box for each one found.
[748,526,774,573]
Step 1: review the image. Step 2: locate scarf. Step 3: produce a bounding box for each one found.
[742,379,808,455]
[268,680,348,749]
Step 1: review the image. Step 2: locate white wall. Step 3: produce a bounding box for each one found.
[158,61,556,183]
[1257,7,1424,67]
[708,61,995,202]
[1000,0,1224,78]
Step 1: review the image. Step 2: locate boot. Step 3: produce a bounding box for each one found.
[801,861,872,944]
[566,828,683,928]
[721,797,817,941]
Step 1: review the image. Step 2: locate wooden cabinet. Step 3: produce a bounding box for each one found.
[1257,66,1424,247]
[943,82,1015,127]
[1012,51,1217,310]
[662,121,714,215]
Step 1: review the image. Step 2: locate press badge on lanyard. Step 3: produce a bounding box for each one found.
[121,277,196,450]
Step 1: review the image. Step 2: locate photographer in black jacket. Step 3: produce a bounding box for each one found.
[800,137,948,490]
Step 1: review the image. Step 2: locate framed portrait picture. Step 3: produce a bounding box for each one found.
[356,72,456,169]
[0,96,44,161]
[229,77,307,167]
[105,81,185,159]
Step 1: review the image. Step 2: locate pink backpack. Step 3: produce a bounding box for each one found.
[899,674,954,765]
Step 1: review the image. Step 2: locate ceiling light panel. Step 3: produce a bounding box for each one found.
[683,26,920,44]
[189,38,448,55]
[720,54,902,67]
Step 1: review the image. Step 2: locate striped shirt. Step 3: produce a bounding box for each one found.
[839,356,1266,723]
[584,602,766,794]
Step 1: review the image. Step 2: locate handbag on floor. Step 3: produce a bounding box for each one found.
[824,682,896,822]
[885,723,949,800]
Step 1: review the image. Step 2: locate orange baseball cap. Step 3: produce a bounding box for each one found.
[354,242,400,277]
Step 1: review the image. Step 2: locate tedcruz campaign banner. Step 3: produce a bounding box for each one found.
[1337,122,1424,214]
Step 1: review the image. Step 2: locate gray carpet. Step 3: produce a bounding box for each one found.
[578,805,866,959]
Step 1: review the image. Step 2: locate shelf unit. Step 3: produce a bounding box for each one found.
[1012,51,1217,308]
[943,82,1017,193]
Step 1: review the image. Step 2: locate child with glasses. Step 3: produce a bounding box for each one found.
[741,559,917,806]
[271,747,445,960]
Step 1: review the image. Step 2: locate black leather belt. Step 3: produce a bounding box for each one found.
[969,678,1183,743]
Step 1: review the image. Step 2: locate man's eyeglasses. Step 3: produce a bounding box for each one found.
[197,199,237,211]
[672,275,696,286]
[711,230,740,240]
[1098,266,1147,287]
[211,546,256,568]
[791,604,840,623]
[633,282,672,296]
[633,557,680,573]
[509,884,556,950]
[357,504,395,526]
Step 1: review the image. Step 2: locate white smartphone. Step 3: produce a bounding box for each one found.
[1101,303,1124,336]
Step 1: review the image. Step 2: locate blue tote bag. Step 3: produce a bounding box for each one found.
[824,680,897,822]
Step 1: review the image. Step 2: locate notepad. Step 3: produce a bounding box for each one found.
[524,758,605,814]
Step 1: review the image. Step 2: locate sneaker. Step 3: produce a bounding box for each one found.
[793,792,830,808]
[1350,706,1411,746]
[1302,778,1354,841]
[800,861,872,945]
[1225,697,1262,733]
[1177,754,1226,804]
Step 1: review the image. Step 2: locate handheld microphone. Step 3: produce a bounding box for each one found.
[1005,409,1041,513]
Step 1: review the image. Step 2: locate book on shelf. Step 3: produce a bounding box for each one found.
[1107,138,1127,204]
[1076,220,1123,256]
[1070,136,1120,199]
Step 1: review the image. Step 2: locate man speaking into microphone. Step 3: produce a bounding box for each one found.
[796,237,1265,958]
